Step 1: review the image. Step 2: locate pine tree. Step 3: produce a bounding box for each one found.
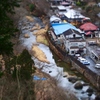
[0,0,21,55]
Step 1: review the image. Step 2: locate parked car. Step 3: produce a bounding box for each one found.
[78,57,90,65]
[95,64,100,68]
[74,53,81,59]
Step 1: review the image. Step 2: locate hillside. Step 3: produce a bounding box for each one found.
[0,0,78,100]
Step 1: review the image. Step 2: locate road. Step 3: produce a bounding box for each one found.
[84,56,100,76]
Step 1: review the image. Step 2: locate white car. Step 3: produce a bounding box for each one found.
[95,64,100,68]
[78,57,90,65]
[74,54,81,59]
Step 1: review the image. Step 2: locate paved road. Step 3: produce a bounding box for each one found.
[84,56,100,76]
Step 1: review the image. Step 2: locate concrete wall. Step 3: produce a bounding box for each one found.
[71,59,100,90]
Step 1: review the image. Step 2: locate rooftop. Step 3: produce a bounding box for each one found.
[57,5,66,10]
[63,9,90,19]
[51,23,78,35]
[80,22,98,31]
[51,23,82,35]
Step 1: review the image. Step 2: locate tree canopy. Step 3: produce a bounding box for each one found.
[0,0,20,55]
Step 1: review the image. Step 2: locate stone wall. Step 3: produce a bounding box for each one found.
[70,57,100,90]
[46,34,65,60]
[71,60,85,74]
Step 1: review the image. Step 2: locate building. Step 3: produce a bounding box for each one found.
[79,22,98,38]
[87,44,100,63]
[50,15,62,23]
[55,5,67,17]
[49,23,86,55]
[49,0,63,8]
[60,1,72,6]
[63,29,86,55]
[63,9,90,25]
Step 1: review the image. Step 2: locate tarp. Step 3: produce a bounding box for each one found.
[33,75,47,80]
[80,22,98,31]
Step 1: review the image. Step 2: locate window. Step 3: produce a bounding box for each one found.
[71,51,74,54]
[94,56,98,60]
[71,42,78,46]
[79,45,84,48]
[59,9,66,12]
[73,34,76,38]
[58,35,60,37]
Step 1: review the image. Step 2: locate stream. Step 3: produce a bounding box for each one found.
[18,16,98,100]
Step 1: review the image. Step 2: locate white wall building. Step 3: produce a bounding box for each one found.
[63,29,86,55]
[55,5,67,16]
[50,23,86,55]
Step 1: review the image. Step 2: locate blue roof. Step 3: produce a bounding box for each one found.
[51,23,78,35]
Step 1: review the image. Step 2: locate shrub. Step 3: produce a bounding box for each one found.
[0,71,3,78]
[76,1,87,7]
[76,1,81,6]
[85,6,92,13]
[29,4,36,12]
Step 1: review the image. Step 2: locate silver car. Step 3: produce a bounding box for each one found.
[95,64,100,68]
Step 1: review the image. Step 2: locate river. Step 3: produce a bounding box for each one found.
[18,16,97,100]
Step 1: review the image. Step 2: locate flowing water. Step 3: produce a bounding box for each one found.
[18,16,97,100]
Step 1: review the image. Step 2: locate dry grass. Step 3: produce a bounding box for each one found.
[30,23,41,31]
[33,29,47,35]
[36,35,49,46]
[25,16,34,22]
[31,45,50,64]
[0,76,35,100]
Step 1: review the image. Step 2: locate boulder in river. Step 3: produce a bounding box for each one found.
[68,76,78,83]
[74,81,83,89]
[86,87,94,93]
[24,34,30,38]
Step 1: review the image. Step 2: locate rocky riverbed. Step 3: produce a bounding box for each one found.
[17,15,100,100]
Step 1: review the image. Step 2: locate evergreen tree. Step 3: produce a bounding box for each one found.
[0,0,21,55]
